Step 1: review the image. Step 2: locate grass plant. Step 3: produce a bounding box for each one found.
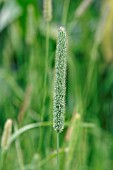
[0,0,113,170]
[53,27,67,170]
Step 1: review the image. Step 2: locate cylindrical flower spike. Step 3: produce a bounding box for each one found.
[53,27,67,133]
[1,119,12,150]
[43,0,52,22]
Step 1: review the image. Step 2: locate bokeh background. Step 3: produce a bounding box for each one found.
[0,0,113,169]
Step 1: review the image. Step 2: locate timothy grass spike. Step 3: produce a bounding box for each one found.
[43,0,52,22]
[53,27,67,133]
[1,119,12,150]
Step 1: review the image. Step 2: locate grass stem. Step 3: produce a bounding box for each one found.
[62,0,70,26]
[39,21,50,153]
[14,122,24,170]
[57,133,59,170]
[0,150,6,170]
[41,22,50,121]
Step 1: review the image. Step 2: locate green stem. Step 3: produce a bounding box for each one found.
[41,22,49,121]
[38,22,50,153]
[14,122,24,170]
[57,133,59,170]
[62,0,70,26]
[0,150,6,170]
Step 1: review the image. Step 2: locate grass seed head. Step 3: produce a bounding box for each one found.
[1,119,12,150]
[53,27,67,133]
[43,0,52,22]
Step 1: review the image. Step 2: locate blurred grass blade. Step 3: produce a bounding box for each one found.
[0,69,24,100]
[75,0,93,18]
[9,122,52,144]
[9,121,95,145]
[14,122,24,170]
[23,148,69,170]
[0,1,22,32]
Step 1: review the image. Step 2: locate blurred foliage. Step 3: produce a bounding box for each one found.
[0,0,113,170]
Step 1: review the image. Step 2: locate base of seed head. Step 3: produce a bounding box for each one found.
[53,115,64,133]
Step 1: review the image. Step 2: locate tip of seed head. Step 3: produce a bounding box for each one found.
[6,119,12,125]
[59,26,65,32]
[4,119,12,130]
